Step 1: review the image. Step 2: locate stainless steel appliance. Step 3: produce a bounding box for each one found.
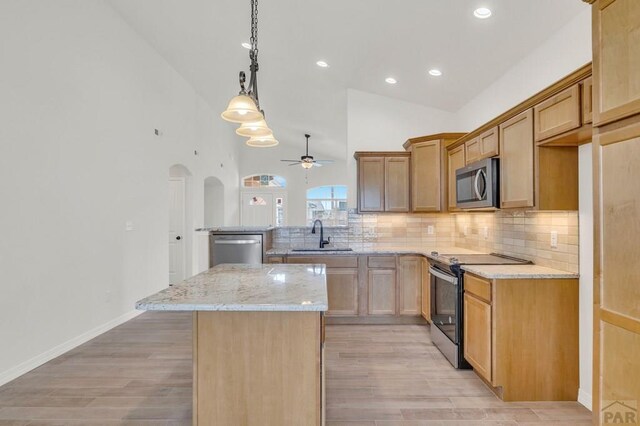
[429,252,532,369]
[456,158,499,209]
[210,234,263,266]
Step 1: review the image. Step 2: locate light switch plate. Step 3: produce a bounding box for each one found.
[427,225,435,235]
[550,230,558,248]
[125,221,134,231]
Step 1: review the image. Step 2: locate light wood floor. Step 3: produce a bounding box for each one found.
[0,312,592,425]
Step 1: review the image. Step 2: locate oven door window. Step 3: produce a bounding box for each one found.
[430,269,458,343]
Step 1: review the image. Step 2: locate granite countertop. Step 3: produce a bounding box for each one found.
[195,226,275,232]
[461,264,579,280]
[267,246,483,261]
[136,264,328,312]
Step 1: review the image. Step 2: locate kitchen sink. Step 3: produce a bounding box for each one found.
[291,248,353,252]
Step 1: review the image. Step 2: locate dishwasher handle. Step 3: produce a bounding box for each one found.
[214,239,261,245]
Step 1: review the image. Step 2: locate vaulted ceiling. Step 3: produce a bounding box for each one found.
[107,0,587,157]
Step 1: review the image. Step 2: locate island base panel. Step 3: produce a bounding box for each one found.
[193,311,322,425]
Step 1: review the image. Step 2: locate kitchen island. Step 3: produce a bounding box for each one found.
[136,263,328,426]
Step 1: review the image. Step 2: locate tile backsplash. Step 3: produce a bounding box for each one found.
[274,209,579,273]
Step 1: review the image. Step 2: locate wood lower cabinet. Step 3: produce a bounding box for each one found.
[447,145,465,211]
[325,268,359,316]
[462,273,578,402]
[355,152,410,213]
[463,293,492,382]
[368,269,396,315]
[398,256,422,316]
[593,0,640,126]
[499,109,535,209]
[421,260,430,322]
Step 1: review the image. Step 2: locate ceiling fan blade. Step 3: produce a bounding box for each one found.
[288,162,302,166]
[280,160,301,162]
[312,162,323,167]
[314,160,334,164]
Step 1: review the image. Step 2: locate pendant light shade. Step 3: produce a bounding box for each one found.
[246,134,279,148]
[221,95,263,123]
[235,118,272,137]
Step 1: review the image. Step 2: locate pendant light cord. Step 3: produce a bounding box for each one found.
[247,0,260,111]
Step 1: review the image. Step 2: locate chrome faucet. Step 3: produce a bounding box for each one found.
[311,219,330,249]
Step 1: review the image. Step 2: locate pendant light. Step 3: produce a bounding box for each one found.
[246,134,279,148]
[236,118,272,137]
[221,0,278,147]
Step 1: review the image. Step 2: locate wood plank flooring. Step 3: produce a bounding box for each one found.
[0,312,592,425]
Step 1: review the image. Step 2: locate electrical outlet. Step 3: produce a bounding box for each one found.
[482,226,489,239]
[550,230,558,248]
[427,225,435,235]
[125,221,134,231]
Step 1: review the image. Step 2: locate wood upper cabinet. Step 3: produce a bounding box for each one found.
[534,85,581,142]
[384,156,410,212]
[447,145,465,211]
[593,0,640,126]
[499,109,534,209]
[367,269,396,315]
[465,127,499,165]
[355,152,410,213]
[582,76,593,124]
[409,140,441,212]
[357,156,385,212]
[464,293,492,383]
[397,256,422,316]
[325,268,359,316]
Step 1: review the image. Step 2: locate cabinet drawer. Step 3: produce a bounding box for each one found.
[367,256,396,269]
[267,256,284,264]
[287,256,358,268]
[465,274,491,302]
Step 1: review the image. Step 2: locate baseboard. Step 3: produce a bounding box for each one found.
[578,388,593,411]
[0,309,143,387]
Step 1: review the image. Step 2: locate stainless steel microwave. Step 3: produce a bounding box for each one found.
[455,158,499,209]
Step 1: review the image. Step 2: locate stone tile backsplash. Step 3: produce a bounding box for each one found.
[274,209,579,273]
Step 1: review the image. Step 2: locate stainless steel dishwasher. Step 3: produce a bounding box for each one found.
[210,234,263,266]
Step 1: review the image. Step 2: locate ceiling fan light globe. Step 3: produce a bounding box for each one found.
[221,95,263,123]
[246,134,279,148]
[235,119,272,137]
[301,161,314,169]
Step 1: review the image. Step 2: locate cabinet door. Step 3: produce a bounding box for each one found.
[398,256,422,316]
[593,0,640,126]
[326,268,359,316]
[499,109,534,209]
[582,77,593,124]
[464,293,492,382]
[465,138,481,165]
[421,260,430,321]
[534,85,581,142]
[479,126,499,158]
[411,141,441,212]
[358,157,385,212]
[447,145,465,211]
[368,269,396,315]
[384,156,410,212]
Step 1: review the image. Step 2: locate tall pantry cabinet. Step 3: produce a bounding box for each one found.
[589,0,640,423]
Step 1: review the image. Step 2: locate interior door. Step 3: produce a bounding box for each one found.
[241,192,274,226]
[168,177,186,284]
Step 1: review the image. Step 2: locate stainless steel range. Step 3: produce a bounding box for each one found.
[428,252,532,369]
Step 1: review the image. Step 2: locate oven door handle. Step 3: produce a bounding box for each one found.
[429,266,458,286]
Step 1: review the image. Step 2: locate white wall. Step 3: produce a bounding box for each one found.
[0,0,240,385]
[346,89,454,206]
[448,8,592,131]
[578,144,594,410]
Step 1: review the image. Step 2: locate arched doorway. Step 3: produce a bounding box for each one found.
[204,176,225,227]
[168,164,192,284]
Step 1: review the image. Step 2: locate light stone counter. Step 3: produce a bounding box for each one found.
[267,246,484,261]
[461,264,579,280]
[136,264,328,312]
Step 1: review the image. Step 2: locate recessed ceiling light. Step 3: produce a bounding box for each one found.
[316,60,329,68]
[385,77,397,84]
[428,69,442,76]
[241,42,251,49]
[473,7,492,19]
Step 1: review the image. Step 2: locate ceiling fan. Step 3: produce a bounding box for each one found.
[280,134,334,169]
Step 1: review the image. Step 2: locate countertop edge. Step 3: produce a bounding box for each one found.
[136,302,328,312]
